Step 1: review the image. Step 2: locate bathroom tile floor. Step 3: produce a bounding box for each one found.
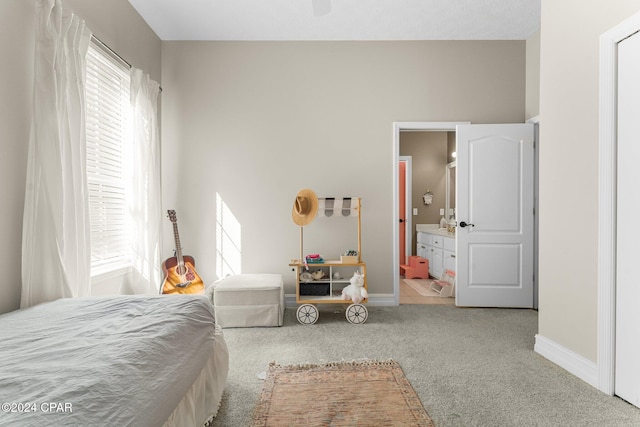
[399,277,456,305]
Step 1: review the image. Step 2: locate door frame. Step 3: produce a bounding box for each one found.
[528,115,540,310]
[597,9,640,396]
[392,122,469,305]
[399,156,413,268]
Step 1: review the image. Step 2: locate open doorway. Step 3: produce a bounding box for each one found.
[398,131,456,305]
[392,122,468,306]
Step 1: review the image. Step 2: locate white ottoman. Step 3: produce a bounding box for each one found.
[211,274,284,328]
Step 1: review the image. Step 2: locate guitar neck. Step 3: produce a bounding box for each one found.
[172,221,185,266]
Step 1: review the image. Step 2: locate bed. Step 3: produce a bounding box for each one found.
[0,294,229,426]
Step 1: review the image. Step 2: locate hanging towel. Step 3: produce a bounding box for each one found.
[318,197,356,217]
[342,197,351,216]
[324,197,334,217]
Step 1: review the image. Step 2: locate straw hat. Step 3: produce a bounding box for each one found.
[292,189,318,226]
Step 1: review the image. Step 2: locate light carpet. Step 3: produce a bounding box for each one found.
[251,359,434,426]
[404,278,442,297]
[212,306,640,427]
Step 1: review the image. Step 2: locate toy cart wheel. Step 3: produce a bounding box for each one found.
[296,304,319,325]
[345,304,368,324]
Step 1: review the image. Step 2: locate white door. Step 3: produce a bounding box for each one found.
[456,124,534,307]
[615,31,640,408]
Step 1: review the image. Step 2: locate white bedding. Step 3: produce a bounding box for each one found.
[0,295,228,426]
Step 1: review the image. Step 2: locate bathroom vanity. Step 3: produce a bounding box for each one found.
[416,225,455,279]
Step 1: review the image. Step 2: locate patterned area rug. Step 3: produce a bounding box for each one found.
[404,279,441,297]
[251,359,433,426]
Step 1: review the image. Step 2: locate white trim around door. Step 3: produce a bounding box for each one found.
[598,9,640,396]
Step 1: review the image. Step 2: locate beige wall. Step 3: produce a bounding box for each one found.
[538,0,640,361]
[161,40,526,296]
[526,30,540,119]
[0,6,527,312]
[0,0,160,314]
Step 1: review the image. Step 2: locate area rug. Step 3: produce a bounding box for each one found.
[404,279,441,297]
[251,359,434,426]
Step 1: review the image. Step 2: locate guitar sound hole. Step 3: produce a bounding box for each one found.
[176,265,187,276]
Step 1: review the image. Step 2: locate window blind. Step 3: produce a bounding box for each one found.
[85,41,132,274]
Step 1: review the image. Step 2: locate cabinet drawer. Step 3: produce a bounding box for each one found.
[417,232,431,245]
[443,250,456,272]
[431,236,444,248]
[417,243,428,259]
[443,236,455,251]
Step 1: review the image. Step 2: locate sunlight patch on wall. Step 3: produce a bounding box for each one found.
[216,193,241,279]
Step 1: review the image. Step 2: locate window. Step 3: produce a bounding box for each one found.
[85,39,132,275]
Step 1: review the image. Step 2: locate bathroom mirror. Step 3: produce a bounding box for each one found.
[445,161,456,222]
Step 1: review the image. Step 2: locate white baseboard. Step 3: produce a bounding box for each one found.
[285,293,397,308]
[534,334,599,389]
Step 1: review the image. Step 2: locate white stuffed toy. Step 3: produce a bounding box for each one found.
[341,271,368,304]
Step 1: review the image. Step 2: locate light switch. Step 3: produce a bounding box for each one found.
[439,208,445,215]
[413,208,418,215]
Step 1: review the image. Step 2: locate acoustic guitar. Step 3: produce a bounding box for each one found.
[161,210,204,295]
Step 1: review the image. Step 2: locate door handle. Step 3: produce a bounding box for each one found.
[459,221,475,228]
[399,219,405,223]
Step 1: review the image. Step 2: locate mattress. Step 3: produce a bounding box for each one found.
[0,294,228,426]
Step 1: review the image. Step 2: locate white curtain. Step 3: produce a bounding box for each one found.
[21,0,92,308]
[120,68,163,294]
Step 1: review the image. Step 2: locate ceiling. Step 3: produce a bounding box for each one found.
[127,0,541,41]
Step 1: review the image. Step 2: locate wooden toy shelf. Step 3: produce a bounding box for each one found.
[291,197,368,325]
[289,260,367,304]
